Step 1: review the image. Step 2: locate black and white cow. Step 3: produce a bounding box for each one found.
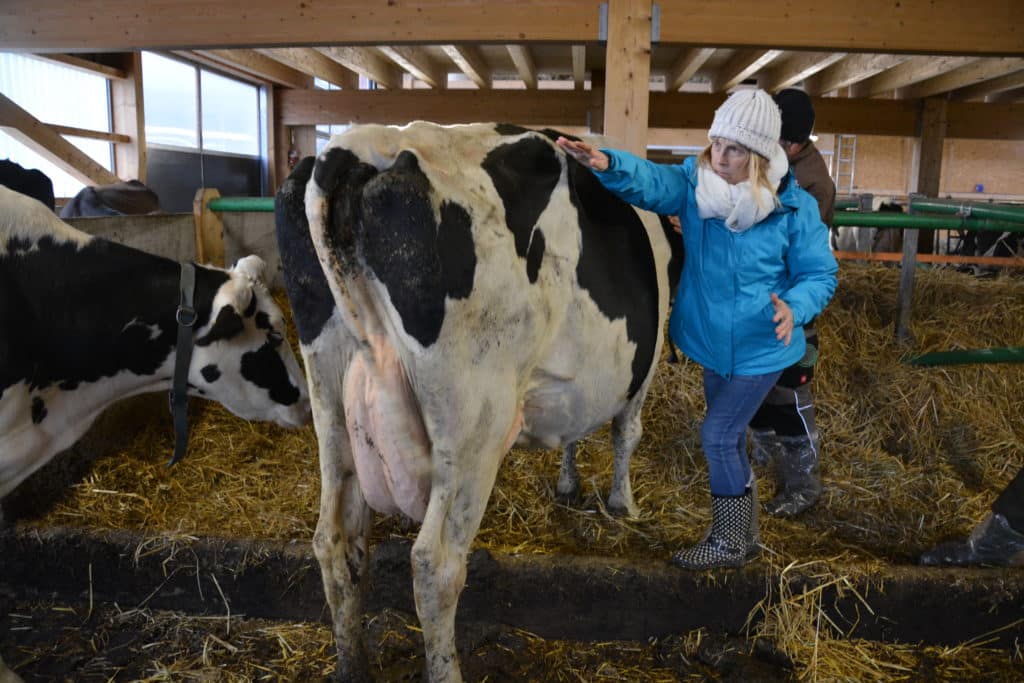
[0,185,311,503]
[275,121,682,682]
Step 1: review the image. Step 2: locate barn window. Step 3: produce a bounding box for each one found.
[142,52,264,211]
[0,53,114,198]
[313,79,351,153]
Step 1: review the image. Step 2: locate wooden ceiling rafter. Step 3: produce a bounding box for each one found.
[900,59,1024,101]
[318,47,403,89]
[952,69,1024,101]
[711,49,783,93]
[257,48,359,89]
[802,53,913,96]
[378,45,448,89]
[758,51,846,92]
[442,45,492,89]
[506,45,538,89]
[571,45,586,90]
[666,47,715,92]
[850,55,979,98]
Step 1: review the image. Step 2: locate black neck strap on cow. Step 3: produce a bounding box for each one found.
[169,262,197,466]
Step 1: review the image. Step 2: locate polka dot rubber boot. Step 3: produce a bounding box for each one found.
[671,487,761,570]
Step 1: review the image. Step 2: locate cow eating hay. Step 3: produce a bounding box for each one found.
[275,121,682,681]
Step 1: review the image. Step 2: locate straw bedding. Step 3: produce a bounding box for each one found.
[12,263,1024,679]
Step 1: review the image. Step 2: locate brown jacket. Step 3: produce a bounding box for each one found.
[789,141,835,226]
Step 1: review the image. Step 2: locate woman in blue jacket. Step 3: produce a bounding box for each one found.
[557,89,838,570]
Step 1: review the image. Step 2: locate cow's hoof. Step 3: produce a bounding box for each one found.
[606,499,640,519]
[554,487,582,507]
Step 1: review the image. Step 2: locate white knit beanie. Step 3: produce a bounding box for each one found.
[707,89,782,160]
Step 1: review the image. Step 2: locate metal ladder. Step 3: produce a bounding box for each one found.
[832,134,857,195]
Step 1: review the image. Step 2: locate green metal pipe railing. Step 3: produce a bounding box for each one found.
[906,347,1024,366]
[831,211,1024,233]
[908,197,1024,224]
[207,196,275,212]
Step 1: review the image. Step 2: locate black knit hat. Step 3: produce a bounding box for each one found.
[773,88,815,143]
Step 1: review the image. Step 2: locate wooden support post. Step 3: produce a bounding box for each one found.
[193,188,225,267]
[109,52,146,182]
[588,69,605,134]
[896,97,948,344]
[602,0,652,155]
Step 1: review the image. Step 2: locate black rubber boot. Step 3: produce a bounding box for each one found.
[764,433,821,517]
[920,513,1024,567]
[671,486,760,570]
[749,428,783,467]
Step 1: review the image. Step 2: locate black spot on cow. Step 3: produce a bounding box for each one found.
[526,228,545,283]
[356,151,477,347]
[255,311,272,330]
[31,396,47,424]
[240,341,301,405]
[566,156,660,399]
[482,137,560,278]
[1,233,225,398]
[201,364,221,382]
[243,291,257,317]
[275,156,340,346]
[495,123,531,137]
[196,305,244,346]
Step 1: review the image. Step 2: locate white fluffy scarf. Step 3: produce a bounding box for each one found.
[695,145,789,232]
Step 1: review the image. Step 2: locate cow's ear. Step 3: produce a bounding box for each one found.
[233,255,267,283]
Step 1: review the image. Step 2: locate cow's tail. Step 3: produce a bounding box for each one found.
[299,147,386,347]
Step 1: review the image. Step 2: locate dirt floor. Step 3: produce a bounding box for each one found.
[3,594,1021,683]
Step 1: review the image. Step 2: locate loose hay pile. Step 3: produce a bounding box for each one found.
[12,263,1024,679]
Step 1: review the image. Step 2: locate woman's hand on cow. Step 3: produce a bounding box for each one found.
[770,292,794,346]
[556,137,610,172]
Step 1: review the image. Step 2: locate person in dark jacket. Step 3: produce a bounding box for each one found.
[921,467,1024,567]
[746,88,837,518]
[557,89,838,570]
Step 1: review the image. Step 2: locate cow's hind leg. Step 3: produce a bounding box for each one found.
[556,441,582,504]
[607,398,643,518]
[412,397,518,683]
[307,346,373,682]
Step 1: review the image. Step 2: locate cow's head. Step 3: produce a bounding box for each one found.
[190,255,310,428]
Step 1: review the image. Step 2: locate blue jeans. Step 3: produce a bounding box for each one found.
[701,368,783,496]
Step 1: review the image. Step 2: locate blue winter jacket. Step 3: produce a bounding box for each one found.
[596,151,838,379]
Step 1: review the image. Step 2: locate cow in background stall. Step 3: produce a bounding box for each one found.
[60,179,161,218]
[275,121,683,682]
[831,198,904,254]
[0,183,312,505]
[0,159,55,213]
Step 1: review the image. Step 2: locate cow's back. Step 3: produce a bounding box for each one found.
[310,122,670,429]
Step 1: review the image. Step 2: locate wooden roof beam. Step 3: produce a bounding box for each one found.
[851,56,979,98]
[506,45,538,89]
[900,58,1024,100]
[985,87,1024,104]
[0,92,119,185]
[28,53,126,80]
[803,54,912,96]
[572,45,586,90]
[191,49,311,89]
[711,49,782,93]
[658,0,1024,55]
[759,52,846,93]
[258,48,358,89]
[319,47,403,90]
[442,45,491,89]
[952,69,1024,101]
[378,46,448,89]
[666,47,715,91]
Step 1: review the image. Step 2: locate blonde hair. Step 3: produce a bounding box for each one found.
[698,143,780,212]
